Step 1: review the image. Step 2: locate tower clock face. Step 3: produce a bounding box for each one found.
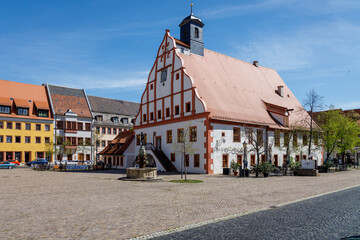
[161,69,167,83]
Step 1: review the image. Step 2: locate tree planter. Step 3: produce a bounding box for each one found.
[245,169,250,177]
[234,172,238,176]
[223,167,231,175]
[263,173,269,178]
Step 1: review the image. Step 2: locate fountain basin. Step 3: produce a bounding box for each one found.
[126,167,158,180]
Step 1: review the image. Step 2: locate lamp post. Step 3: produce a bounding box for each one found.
[243,141,248,177]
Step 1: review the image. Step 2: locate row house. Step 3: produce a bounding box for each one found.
[46,84,94,161]
[133,12,323,174]
[88,95,139,161]
[0,79,53,163]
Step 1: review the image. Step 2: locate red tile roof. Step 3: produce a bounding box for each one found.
[177,48,312,129]
[100,130,134,155]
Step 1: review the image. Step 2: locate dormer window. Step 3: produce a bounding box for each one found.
[96,115,103,122]
[0,106,11,114]
[17,108,29,116]
[121,118,128,124]
[111,117,119,123]
[37,109,48,117]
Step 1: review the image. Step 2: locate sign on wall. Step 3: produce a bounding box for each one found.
[301,159,315,169]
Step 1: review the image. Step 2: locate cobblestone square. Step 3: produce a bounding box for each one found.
[1,167,360,239]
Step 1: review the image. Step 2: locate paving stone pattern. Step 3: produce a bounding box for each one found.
[1,167,360,239]
[156,186,360,240]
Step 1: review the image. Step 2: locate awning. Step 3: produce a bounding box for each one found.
[14,99,29,108]
[0,97,11,106]
[34,101,49,110]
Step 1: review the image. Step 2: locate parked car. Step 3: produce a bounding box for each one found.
[25,159,48,167]
[0,160,20,166]
[0,162,16,169]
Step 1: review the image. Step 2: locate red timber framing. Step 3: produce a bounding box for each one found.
[134,30,214,173]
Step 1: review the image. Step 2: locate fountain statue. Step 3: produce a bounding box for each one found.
[125,132,158,180]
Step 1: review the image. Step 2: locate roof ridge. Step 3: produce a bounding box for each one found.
[88,95,139,104]
[48,84,84,91]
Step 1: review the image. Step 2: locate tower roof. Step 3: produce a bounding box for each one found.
[179,14,204,27]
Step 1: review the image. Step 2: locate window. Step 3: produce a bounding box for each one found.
[136,135,141,145]
[194,154,200,167]
[302,133,308,145]
[85,138,91,145]
[284,133,289,147]
[38,110,49,117]
[0,135,3,143]
[0,106,11,114]
[303,155,307,160]
[283,154,287,165]
[171,153,176,162]
[45,125,50,131]
[102,141,106,147]
[56,136,63,145]
[150,84,153,90]
[257,129,263,146]
[221,132,225,137]
[177,128,184,143]
[96,115,103,121]
[6,136,12,143]
[166,108,170,117]
[175,105,180,115]
[143,114,147,122]
[25,136,30,143]
[250,154,256,166]
[36,124,41,131]
[15,136,21,143]
[186,102,191,112]
[296,155,300,162]
[274,131,280,147]
[7,122,12,129]
[222,154,228,168]
[293,134,298,147]
[102,127,106,134]
[78,138,84,145]
[45,137,50,143]
[233,128,241,142]
[36,137,41,144]
[113,128,117,135]
[0,121,3,128]
[56,121,63,129]
[274,155,278,166]
[237,155,243,165]
[161,69,168,83]
[122,118,128,124]
[158,110,162,119]
[150,112,154,121]
[245,128,253,143]
[190,126,197,142]
[15,123,21,130]
[166,130,172,144]
[77,122,83,130]
[108,128,111,134]
[176,73,180,80]
[112,117,119,123]
[185,154,189,167]
[85,123,91,131]
[96,127,100,133]
[86,154,90,161]
[195,27,199,38]
[261,154,266,163]
[17,108,29,116]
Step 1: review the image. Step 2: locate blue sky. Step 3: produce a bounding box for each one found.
[1,0,359,110]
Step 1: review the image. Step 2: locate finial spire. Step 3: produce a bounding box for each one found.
[191,2,193,15]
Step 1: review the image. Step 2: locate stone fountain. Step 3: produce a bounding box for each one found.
[125,132,158,180]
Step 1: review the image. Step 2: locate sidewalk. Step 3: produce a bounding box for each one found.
[1,167,360,239]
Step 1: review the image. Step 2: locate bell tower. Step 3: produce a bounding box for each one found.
[179,3,205,56]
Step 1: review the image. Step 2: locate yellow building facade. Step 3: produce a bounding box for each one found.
[0,120,53,162]
[0,80,54,163]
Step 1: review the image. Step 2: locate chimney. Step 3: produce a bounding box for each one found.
[277,86,284,97]
[253,61,258,67]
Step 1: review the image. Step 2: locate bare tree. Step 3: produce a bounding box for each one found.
[172,123,195,181]
[249,128,266,177]
[303,89,324,156]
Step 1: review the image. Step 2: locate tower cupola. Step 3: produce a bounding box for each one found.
[179,4,205,56]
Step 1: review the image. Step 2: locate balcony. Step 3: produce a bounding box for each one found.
[64,129,77,133]
[65,145,77,150]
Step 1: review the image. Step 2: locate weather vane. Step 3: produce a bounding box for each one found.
[191,1,193,15]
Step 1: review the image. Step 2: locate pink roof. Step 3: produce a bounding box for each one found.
[179,49,310,129]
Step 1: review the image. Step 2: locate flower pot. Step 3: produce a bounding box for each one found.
[245,169,250,177]
[234,172,238,176]
[223,167,231,175]
[263,172,269,178]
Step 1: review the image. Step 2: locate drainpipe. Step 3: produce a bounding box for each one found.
[265,126,269,163]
